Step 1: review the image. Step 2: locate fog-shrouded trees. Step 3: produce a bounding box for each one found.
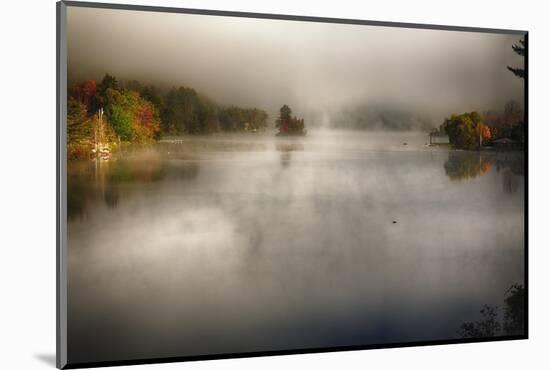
[219,107,268,132]
[162,87,204,134]
[507,39,525,79]
[67,74,161,158]
[441,39,525,152]
[276,104,306,135]
[160,87,268,135]
[483,100,525,143]
[280,104,291,121]
[441,112,491,150]
[67,73,270,159]
[67,96,92,143]
[102,82,161,142]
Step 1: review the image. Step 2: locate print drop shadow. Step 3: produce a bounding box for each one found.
[34,353,56,367]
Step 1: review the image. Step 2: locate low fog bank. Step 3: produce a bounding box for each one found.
[306,104,435,131]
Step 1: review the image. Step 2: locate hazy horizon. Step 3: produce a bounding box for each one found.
[67,6,525,128]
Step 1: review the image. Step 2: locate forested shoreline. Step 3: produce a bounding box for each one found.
[67,74,269,159]
[432,100,525,150]
[68,36,525,158]
[434,39,526,150]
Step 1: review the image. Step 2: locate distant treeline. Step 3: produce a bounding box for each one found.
[329,104,434,131]
[67,74,268,159]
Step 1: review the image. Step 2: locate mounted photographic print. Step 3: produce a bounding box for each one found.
[56,1,528,368]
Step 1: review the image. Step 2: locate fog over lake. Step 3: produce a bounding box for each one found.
[67,7,523,124]
[67,131,524,363]
[65,4,525,364]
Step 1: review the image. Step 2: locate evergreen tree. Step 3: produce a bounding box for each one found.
[507,39,525,79]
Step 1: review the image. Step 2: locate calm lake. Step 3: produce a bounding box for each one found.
[67,130,525,363]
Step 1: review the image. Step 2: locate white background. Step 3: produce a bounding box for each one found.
[0,0,548,369]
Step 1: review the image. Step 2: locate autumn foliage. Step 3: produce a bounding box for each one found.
[483,101,525,143]
[67,73,271,159]
[441,112,487,150]
[276,104,306,135]
[134,100,161,140]
[444,152,492,181]
[70,80,98,113]
[67,74,163,158]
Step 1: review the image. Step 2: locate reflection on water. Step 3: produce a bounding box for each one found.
[444,152,492,181]
[68,151,199,219]
[444,151,524,194]
[67,131,525,363]
[276,141,304,167]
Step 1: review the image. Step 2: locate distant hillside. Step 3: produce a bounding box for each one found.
[328,104,434,131]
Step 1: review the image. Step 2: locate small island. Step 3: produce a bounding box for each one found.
[275,104,306,136]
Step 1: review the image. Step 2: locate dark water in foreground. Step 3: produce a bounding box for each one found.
[67,131,525,363]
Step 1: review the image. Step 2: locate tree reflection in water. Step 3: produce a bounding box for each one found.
[276,141,304,168]
[444,152,492,181]
[494,153,524,194]
[444,151,526,339]
[67,152,199,220]
[444,151,524,194]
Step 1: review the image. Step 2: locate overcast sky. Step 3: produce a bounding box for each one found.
[67,6,524,123]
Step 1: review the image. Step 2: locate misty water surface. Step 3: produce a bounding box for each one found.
[67,130,524,363]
